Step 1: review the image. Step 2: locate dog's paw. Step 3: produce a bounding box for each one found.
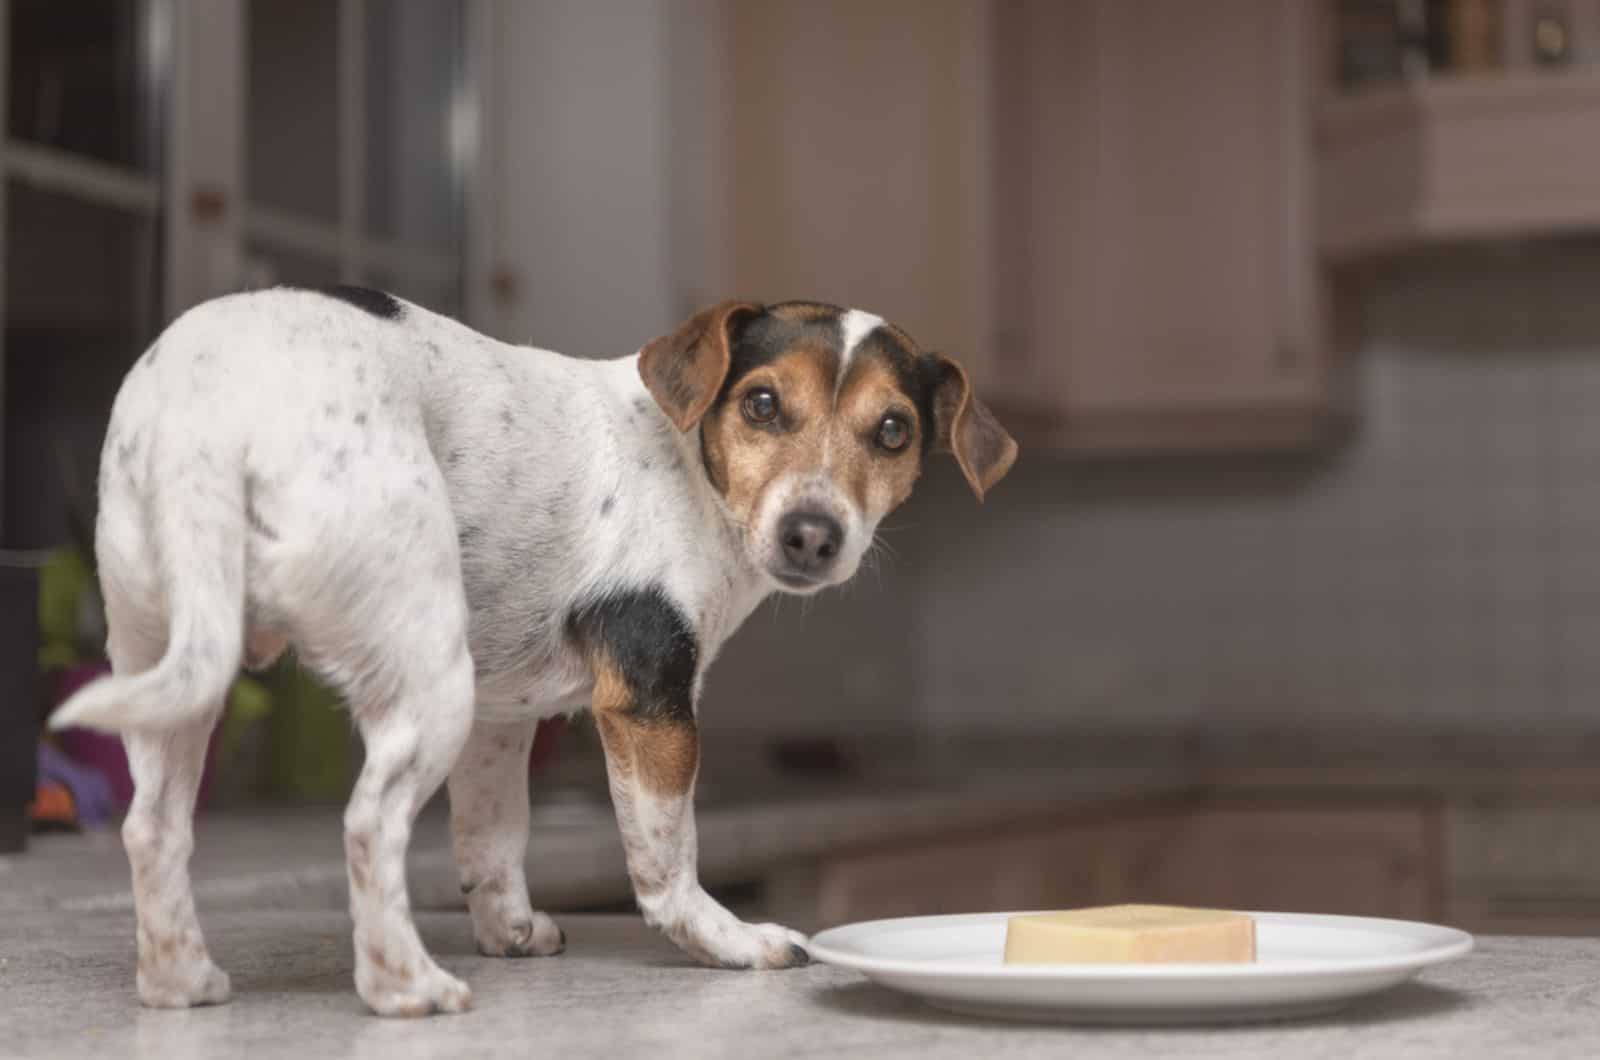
[474,910,565,958]
[358,952,473,1018]
[356,960,467,1024]
[137,959,232,1009]
[691,921,811,971]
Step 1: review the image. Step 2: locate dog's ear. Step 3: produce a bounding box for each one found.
[924,353,1018,502]
[638,301,760,432]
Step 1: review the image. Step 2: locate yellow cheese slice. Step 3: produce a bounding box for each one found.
[1003,905,1256,964]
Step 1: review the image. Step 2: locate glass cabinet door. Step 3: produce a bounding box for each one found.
[0,0,478,548]
[1,0,167,547]
[240,0,467,316]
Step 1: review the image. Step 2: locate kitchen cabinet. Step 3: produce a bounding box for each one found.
[808,808,1183,926]
[723,0,990,367]
[990,0,1335,453]
[722,0,1336,455]
[1447,803,1600,936]
[806,799,1442,928]
[1319,69,1600,263]
[1160,803,1440,919]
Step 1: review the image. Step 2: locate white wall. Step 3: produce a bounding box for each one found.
[914,242,1600,741]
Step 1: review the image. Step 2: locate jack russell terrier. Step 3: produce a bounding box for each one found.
[51,288,1017,1016]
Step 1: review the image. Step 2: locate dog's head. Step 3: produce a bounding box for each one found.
[639,300,1017,594]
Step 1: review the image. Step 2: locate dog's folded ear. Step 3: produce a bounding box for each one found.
[639,301,760,432]
[924,353,1019,502]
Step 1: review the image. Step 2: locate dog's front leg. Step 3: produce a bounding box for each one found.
[592,682,808,969]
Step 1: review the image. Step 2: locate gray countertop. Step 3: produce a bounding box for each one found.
[3,911,1598,1059]
[6,765,1600,1056]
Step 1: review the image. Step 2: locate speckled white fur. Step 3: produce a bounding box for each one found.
[48,288,835,1016]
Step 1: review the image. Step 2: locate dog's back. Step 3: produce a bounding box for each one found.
[57,286,471,731]
[55,284,733,731]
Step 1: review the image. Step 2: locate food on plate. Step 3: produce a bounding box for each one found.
[1003,905,1256,964]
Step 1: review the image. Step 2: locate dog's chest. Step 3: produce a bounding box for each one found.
[440,367,761,718]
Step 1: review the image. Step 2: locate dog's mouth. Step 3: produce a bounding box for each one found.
[769,568,826,592]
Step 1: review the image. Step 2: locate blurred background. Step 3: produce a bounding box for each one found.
[6,0,1600,941]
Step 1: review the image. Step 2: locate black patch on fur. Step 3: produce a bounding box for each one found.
[446,448,464,467]
[354,411,368,426]
[600,494,616,517]
[142,342,160,367]
[566,587,698,723]
[720,301,844,396]
[293,284,404,320]
[500,407,515,429]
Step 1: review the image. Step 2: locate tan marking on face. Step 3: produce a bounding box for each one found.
[769,301,839,325]
[700,345,839,530]
[703,342,922,531]
[832,356,924,519]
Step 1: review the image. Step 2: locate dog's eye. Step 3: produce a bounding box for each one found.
[742,388,780,425]
[876,414,911,452]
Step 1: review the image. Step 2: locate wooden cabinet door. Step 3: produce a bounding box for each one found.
[724,0,992,369]
[811,812,1182,927]
[996,0,1328,449]
[807,801,1438,928]
[1159,805,1440,920]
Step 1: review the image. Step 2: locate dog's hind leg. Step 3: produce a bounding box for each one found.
[113,616,231,1008]
[122,714,230,1007]
[449,718,565,957]
[293,459,478,1016]
[87,443,242,1008]
[341,634,476,1016]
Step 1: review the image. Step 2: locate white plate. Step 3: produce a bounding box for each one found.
[808,911,1473,1025]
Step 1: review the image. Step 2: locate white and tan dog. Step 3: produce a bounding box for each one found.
[51,288,1017,1017]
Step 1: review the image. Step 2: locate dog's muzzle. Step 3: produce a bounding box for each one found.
[772,510,843,588]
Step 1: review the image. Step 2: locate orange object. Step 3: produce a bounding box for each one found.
[27,781,76,827]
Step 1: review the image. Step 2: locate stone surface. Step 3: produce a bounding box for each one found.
[7,767,1594,1055]
[2,910,1598,1058]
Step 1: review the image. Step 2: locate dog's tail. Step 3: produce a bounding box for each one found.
[49,456,246,734]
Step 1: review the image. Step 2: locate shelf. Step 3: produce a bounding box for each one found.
[1318,70,1600,263]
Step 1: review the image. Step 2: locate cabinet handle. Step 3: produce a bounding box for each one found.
[189,185,228,224]
[490,266,520,305]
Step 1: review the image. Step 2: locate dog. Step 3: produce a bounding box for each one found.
[50,288,1017,1016]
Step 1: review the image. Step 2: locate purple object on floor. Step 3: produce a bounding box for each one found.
[50,662,220,813]
[37,742,117,827]
[51,663,134,811]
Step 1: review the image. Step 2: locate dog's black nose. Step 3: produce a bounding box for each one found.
[778,512,843,575]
